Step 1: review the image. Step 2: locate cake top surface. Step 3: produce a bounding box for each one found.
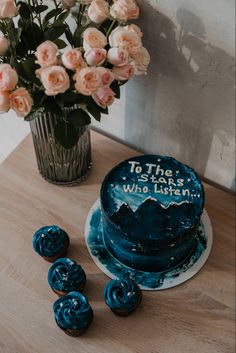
[101,155,204,221]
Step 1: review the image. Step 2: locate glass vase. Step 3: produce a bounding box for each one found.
[30,112,92,186]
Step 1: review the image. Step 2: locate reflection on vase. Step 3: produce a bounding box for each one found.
[30,113,92,186]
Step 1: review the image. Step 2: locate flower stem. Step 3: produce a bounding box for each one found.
[106,19,116,38]
[78,4,86,27]
[53,0,59,9]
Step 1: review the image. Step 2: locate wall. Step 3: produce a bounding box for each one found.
[94,0,235,191]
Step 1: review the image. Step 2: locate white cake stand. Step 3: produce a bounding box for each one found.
[85,199,213,290]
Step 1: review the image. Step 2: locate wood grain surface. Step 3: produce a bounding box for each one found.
[0,131,235,353]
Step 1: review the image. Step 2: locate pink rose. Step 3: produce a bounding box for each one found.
[110,0,139,22]
[92,87,115,108]
[131,46,150,75]
[10,87,33,117]
[60,0,76,8]
[35,41,58,67]
[0,0,18,19]
[37,66,70,96]
[83,27,107,51]
[0,35,9,55]
[109,26,142,55]
[84,48,106,66]
[112,64,134,81]
[123,24,143,38]
[0,90,10,112]
[88,0,109,24]
[96,67,114,86]
[0,64,18,91]
[61,48,87,71]
[74,67,101,96]
[107,47,129,67]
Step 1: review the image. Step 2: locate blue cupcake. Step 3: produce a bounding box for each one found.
[48,258,86,296]
[104,278,142,316]
[33,225,70,262]
[53,292,93,336]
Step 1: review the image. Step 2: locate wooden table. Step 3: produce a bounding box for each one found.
[0,131,235,353]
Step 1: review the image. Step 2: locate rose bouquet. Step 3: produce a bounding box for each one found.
[0,0,150,148]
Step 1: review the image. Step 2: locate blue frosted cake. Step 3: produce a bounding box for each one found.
[100,155,205,272]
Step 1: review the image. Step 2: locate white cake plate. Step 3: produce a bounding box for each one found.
[85,199,213,291]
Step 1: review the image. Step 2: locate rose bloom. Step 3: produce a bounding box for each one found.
[110,0,139,22]
[88,0,109,24]
[10,87,33,117]
[109,26,142,55]
[0,35,9,55]
[60,0,76,9]
[0,0,18,19]
[131,46,150,75]
[35,41,58,67]
[84,48,106,66]
[0,90,10,112]
[92,87,115,108]
[37,66,70,96]
[0,64,18,91]
[74,67,101,96]
[112,64,134,81]
[123,24,143,38]
[61,48,87,71]
[107,47,129,67]
[83,27,107,51]
[96,67,114,86]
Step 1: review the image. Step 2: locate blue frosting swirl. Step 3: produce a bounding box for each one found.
[104,278,142,313]
[53,292,93,331]
[33,225,69,257]
[48,258,86,293]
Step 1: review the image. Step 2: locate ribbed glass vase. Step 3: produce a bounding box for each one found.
[30,112,92,186]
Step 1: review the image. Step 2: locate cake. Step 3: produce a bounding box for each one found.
[100,155,204,273]
[48,258,86,296]
[33,225,70,262]
[53,292,93,336]
[104,278,142,316]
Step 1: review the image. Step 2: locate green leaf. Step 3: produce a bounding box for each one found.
[31,90,45,104]
[57,91,89,106]
[87,104,101,122]
[57,10,70,23]
[8,21,22,48]
[41,97,64,117]
[73,26,84,47]
[45,24,67,41]
[110,80,120,99]
[20,57,40,84]
[24,108,44,122]
[34,5,48,14]
[44,8,62,23]
[54,121,79,149]
[119,79,128,86]
[18,1,31,19]
[20,22,44,51]
[65,26,74,46]
[66,109,91,127]
[54,39,67,49]
[87,97,109,115]
[58,91,79,103]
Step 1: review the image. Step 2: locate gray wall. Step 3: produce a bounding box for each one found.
[94,0,235,191]
[1,0,235,190]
